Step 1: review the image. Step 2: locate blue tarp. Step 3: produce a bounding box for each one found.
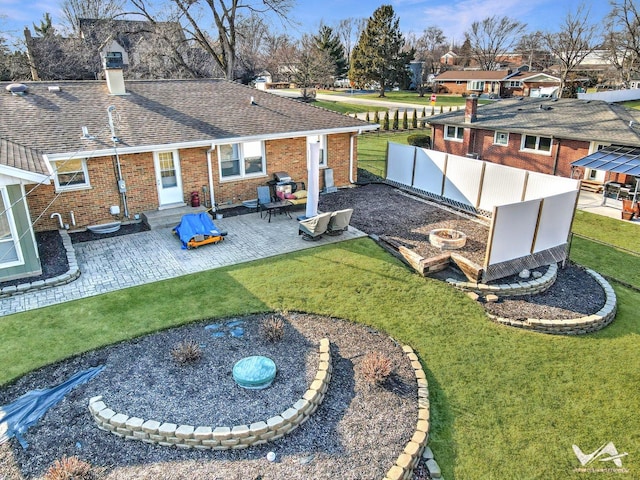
[173,212,225,249]
[0,365,104,449]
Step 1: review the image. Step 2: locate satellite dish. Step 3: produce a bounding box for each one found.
[6,83,28,94]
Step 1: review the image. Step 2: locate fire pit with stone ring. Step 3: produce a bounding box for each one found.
[429,228,467,250]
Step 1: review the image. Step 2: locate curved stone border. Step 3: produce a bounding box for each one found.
[0,230,79,298]
[447,263,557,297]
[487,269,617,335]
[384,345,434,480]
[88,338,332,450]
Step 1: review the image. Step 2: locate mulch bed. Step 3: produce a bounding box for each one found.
[0,313,417,480]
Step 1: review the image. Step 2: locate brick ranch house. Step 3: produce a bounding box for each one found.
[434,70,560,98]
[0,70,376,282]
[427,96,640,181]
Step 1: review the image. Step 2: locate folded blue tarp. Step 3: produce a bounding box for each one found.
[0,365,104,449]
[173,212,227,249]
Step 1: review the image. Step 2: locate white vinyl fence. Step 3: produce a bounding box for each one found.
[385,144,580,280]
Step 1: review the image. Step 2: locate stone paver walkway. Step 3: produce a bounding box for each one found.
[0,212,366,316]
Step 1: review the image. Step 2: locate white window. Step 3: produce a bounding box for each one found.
[494,131,509,146]
[467,80,485,91]
[0,188,22,267]
[307,135,327,167]
[521,135,552,153]
[218,141,265,179]
[509,80,522,87]
[444,125,464,142]
[52,158,90,191]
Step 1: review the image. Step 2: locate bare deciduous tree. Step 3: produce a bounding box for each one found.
[61,0,125,34]
[131,0,294,80]
[542,3,599,97]
[604,0,640,86]
[335,17,366,63]
[466,15,527,70]
[295,34,334,99]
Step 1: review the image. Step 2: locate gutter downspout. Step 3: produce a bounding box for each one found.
[107,106,129,218]
[207,149,216,210]
[551,138,560,175]
[349,132,358,184]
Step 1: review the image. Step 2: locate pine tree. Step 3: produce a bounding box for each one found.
[314,25,348,81]
[403,110,408,130]
[374,110,380,124]
[412,109,418,128]
[349,5,414,97]
[392,110,399,129]
[366,111,371,122]
[33,12,55,37]
[383,111,390,130]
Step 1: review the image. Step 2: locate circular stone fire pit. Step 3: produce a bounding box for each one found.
[429,228,467,250]
[232,355,277,389]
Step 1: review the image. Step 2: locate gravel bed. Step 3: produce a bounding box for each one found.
[0,313,417,479]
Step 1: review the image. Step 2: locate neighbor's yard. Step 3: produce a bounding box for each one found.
[1,132,638,479]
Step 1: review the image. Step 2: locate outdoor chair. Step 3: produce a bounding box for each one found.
[326,208,353,235]
[257,186,272,218]
[298,212,332,240]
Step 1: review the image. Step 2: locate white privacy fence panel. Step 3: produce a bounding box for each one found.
[443,154,484,207]
[532,190,578,253]
[386,143,415,185]
[524,172,579,200]
[487,199,541,265]
[413,148,447,196]
[478,163,527,211]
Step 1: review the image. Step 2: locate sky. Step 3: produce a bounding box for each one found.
[0,0,611,47]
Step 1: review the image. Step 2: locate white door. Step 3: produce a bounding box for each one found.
[154,151,184,207]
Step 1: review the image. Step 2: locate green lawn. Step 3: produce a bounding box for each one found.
[2,135,640,478]
[358,131,415,177]
[343,90,492,107]
[621,100,640,110]
[312,99,387,114]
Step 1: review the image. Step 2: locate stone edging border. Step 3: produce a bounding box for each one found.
[0,230,79,298]
[447,264,557,297]
[486,269,617,335]
[88,338,332,450]
[384,345,437,480]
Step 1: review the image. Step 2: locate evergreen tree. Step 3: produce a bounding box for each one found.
[393,110,399,130]
[374,110,380,124]
[412,109,418,128]
[403,110,408,130]
[33,12,55,37]
[366,111,371,122]
[383,111,390,130]
[349,5,414,97]
[314,25,348,81]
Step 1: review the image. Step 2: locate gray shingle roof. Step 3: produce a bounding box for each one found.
[0,79,373,163]
[0,138,48,176]
[427,97,640,146]
[435,70,512,81]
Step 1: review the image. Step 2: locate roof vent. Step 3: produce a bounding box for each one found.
[6,83,28,95]
[48,85,61,92]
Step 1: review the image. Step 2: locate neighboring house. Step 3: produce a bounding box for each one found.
[434,70,512,96]
[435,69,561,98]
[427,95,640,182]
[440,51,458,66]
[0,66,376,282]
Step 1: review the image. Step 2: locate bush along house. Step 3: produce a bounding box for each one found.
[0,61,377,283]
[427,95,640,183]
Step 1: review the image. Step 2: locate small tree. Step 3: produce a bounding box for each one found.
[392,109,399,129]
[383,111,390,130]
[374,110,380,124]
[365,111,371,122]
[412,109,418,128]
[402,110,408,129]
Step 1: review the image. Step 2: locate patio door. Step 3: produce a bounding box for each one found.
[154,151,184,207]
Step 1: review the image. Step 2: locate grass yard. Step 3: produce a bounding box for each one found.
[358,131,415,177]
[313,99,387,115]
[348,90,492,107]
[2,132,639,478]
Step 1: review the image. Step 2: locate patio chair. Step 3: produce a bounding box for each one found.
[326,208,353,235]
[298,212,332,240]
[257,186,272,218]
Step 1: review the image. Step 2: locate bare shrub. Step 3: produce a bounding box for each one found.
[171,339,202,364]
[261,314,285,342]
[44,456,96,480]
[361,352,393,385]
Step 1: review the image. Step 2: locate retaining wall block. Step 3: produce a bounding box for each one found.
[231,425,250,438]
[266,415,285,431]
[220,438,240,447]
[125,417,144,431]
[249,421,268,436]
[141,419,161,434]
[212,427,232,441]
[158,423,177,437]
[175,425,195,439]
[194,426,213,440]
[96,408,116,423]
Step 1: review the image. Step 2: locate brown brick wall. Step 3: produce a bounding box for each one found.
[27,133,356,232]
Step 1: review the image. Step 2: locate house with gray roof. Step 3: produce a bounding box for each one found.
[427,95,640,182]
[0,66,376,282]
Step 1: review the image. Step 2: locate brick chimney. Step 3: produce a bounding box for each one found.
[465,94,478,123]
